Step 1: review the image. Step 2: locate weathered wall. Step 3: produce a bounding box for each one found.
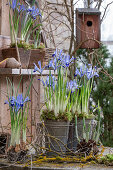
[0,35,11,48]
[0,0,10,36]
[0,0,61,143]
[0,0,71,50]
[41,0,71,51]
[0,35,11,62]
[0,73,40,142]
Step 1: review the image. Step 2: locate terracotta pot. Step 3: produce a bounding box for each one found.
[2,48,46,68]
[2,48,31,68]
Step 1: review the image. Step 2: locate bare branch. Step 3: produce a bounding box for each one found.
[101,1,113,22]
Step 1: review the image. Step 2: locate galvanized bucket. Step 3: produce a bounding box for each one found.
[44,120,70,156]
[67,118,96,151]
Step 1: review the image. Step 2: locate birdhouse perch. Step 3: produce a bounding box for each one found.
[76,8,101,49]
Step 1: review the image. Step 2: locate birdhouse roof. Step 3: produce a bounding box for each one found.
[76,8,101,15]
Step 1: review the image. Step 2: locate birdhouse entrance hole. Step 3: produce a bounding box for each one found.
[87,21,92,27]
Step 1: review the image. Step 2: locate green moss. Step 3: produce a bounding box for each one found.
[101,154,113,162]
[10,42,45,50]
[10,42,32,49]
[55,156,63,161]
[41,110,56,121]
[41,110,73,121]
[78,114,94,119]
[37,43,45,49]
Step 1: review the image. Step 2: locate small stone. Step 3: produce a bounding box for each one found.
[6,58,21,68]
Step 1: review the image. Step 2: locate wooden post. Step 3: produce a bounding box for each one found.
[0,0,10,36]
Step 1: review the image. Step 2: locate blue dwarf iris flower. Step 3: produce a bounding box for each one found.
[4,96,16,108]
[39,75,56,90]
[52,48,57,57]
[93,66,99,77]
[5,94,30,113]
[67,80,79,93]
[62,55,74,68]
[75,67,85,77]
[73,80,80,89]
[38,78,45,86]
[58,50,63,60]
[51,49,75,68]
[33,61,45,74]
[16,94,30,108]
[48,60,55,70]
[64,55,70,67]
[17,3,26,13]
[45,75,55,88]
[86,65,99,79]
[27,6,41,19]
[75,65,99,79]
[9,0,17,10]
[54,58,57,69]
[67,80,73,90]
[48,58,57,70]
[52,49,63,61]
[5,96,20,113]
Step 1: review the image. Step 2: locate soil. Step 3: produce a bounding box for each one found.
[7,147,27,162]
[77,139,99,156]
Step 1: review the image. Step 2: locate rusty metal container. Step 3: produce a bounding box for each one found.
[76,8,101,49]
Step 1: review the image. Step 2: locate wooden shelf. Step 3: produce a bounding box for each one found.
[0,68,56,75]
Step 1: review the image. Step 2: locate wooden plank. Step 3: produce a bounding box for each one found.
[12,75,22,96]
[0,68,15,75]
[0,49,3,62]
[31,75,40,141]
[0,76,12,134]
[0,68,57,75]
[22,75,32,143]
[40,76,46,109]
[13,75,23,146]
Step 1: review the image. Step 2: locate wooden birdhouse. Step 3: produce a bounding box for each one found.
[76,8,101,49]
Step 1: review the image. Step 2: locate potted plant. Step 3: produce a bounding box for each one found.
[33,49,77,155]
[68,65,99,151]
[76,101,101,156]
[2,0,45,68]
[4,76,32,161]
[34,49,100,155]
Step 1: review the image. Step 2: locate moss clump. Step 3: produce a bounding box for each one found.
[41,110,73,121]
[100,154,113,165]
[37,43,45,49]
[10,42,45,50]
[10,42,32,50]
